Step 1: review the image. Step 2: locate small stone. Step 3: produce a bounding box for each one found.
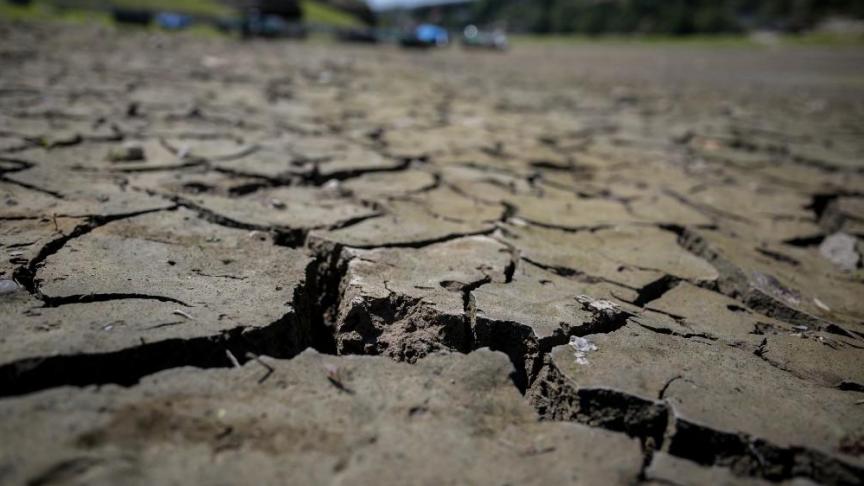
[569,336,597,365]
[107,143,145,163]
[813,297,831,312]
[819,232,860,272]
[589,299,618,313]
[0,279,19,295]
[323,180,340,191]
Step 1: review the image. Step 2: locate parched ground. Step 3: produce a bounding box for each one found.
[1,22,864,485]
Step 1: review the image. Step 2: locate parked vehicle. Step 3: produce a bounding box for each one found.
[111,8,153,26]
[241,14,307,38]
[400,23,449,48]
[239,0,305,38]
[461,25,508,51]
[155,12,192,31]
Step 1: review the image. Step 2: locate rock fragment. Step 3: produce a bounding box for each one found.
[106,143,145,163]
[331,236,510,361]
[819,232,860,272]
[0,279,18,295]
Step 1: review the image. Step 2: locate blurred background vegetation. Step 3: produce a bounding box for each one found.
[1,0,863,42]
[0,0,368,28]
[470,0,864,35]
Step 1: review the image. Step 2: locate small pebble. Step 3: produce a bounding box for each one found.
[819,233,860,272]
[569,336,597,365]
[107,143,145,163]
[813,297,831,312]
[0,279,19,295]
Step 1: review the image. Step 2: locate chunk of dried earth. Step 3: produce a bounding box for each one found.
[0,350,644,485]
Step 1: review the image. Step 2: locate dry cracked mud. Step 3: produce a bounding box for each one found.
[1,22,864,485]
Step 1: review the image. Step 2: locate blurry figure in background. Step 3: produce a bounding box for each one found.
[461,24,508,50]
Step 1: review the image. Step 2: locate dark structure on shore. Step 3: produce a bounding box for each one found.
[237,0,303,20]
[235,0,374,25]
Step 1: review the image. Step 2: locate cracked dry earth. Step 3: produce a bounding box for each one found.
[2,23,864,486]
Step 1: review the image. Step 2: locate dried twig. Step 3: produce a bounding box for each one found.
[324,363,354,394]
[246,352,274,384]
[225,349,241,368]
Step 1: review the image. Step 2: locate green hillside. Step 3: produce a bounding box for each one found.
[302,0,363,27]
[0,0,366,27]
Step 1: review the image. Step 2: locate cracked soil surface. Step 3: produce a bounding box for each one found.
[1,22,864,485]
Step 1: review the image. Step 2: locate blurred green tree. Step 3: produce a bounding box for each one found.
[469,0,863,35]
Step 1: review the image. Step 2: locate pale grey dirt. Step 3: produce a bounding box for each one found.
[1,22,863,485]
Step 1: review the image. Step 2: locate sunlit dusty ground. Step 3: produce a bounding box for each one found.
[1,22,863,485]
